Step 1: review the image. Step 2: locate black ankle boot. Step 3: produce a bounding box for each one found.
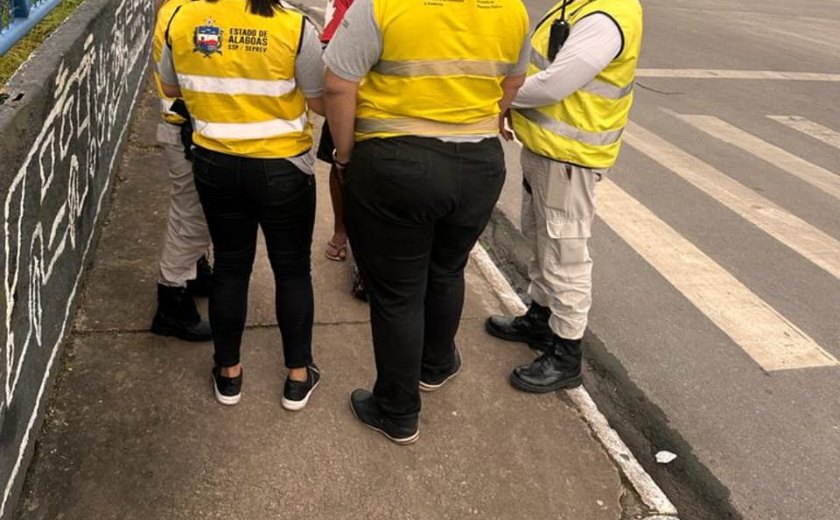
[485,302,553,351]
[510,336,582,393]
[151,284,212,342]
[187,256,213,298]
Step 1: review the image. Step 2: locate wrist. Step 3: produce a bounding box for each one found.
[332,149,351,168]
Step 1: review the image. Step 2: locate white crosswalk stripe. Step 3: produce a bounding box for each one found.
[767,116,840,150]
[674,114,840,201]
[625,121,840,279]
[596,178,838,372]
[635,69,840,82]
[506,109,838,372]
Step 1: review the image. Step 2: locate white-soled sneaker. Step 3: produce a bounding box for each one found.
[212,366,242,406]
[419,348,462,392]
[281,364,320,411]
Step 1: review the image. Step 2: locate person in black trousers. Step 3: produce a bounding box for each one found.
[324,0,529,444]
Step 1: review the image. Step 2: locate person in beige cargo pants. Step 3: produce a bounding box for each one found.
[149,0,212,342]
[486,0,643,393]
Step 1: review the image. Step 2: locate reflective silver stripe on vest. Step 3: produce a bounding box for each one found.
[194,113,308,140]
[178,74,298,97]
[372,59,513,77]
[530,48,551,71]
[160,99,179,117]
[517,109,624,146]
[530,48,633,99]
[581,78,634,99]
[356,116,498,135]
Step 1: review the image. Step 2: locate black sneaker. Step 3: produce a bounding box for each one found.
[419,348,462,392]
[212,366,242,406]
[282,364,321,411]
[349,389,419,445]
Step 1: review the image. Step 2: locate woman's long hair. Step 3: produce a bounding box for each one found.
[248,0,283,17]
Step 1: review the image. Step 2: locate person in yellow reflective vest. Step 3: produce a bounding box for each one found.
[158,0,325,410]
[149,0,213,343]
[324,0,530,444]
[486,0,643,393]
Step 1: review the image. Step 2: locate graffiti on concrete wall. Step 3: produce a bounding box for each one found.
[0,0,152,515]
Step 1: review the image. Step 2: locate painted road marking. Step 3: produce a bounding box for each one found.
[470,246,680,518]
[625,122,840,279]
[750,24,840,53]
[676,115,840,201]
[768,116,840,150]
[636,69,840,82]
[595,179,838,372]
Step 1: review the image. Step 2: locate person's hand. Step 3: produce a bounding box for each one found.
[499,110,514,141]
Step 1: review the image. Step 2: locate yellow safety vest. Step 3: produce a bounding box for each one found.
[166,0,312,158]
[355,0,529,141]
[511,0,643,169]
[153,0,191,126]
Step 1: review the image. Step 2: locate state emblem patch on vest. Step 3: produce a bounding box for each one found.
[194,19,223,57]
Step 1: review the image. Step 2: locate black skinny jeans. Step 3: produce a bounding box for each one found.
[343,136,506,417]
[193,147,315,369]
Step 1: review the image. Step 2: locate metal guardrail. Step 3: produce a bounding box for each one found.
[1,0,63,56]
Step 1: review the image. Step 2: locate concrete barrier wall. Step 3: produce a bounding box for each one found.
[0,0,153,516]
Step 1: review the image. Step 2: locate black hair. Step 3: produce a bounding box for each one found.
[248,0,282,17]
[203,0,282,17]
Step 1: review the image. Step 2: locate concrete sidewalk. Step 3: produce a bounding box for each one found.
[13,81,640,520]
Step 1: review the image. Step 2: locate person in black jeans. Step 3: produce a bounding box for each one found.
[193,151,318,409]
[158,0,325,409]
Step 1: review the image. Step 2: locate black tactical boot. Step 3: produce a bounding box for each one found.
[510,336,582,393]
[485,302,553,351]
[151,284,212,342]
[186,255,213,298]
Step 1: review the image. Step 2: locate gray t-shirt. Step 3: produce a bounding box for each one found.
[323,0,531,142]
[158,12,324,173]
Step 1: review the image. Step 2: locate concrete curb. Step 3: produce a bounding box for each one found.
[470,245,680,518]
[480,198,744,519]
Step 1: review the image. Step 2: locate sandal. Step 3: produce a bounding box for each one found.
[324,239,348,262]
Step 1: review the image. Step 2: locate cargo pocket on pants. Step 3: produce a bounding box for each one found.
[544,163,596,240]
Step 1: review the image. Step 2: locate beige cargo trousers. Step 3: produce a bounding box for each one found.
[520,147,602,341]
[156,122,211,287]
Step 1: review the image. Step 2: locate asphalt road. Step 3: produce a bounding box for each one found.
[496,1,840,519]
[300,0,839,517]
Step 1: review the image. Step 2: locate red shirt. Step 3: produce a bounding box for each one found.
[321,0,355,43]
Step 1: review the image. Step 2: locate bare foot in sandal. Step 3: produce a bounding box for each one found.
[325,234,348,261]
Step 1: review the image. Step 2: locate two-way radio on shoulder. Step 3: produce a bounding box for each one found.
[547,0,571,60]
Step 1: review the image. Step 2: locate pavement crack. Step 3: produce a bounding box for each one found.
[636,81,683,95]
[72,327,150,336]
[72,316,482,336]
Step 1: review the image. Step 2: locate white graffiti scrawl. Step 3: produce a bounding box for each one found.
[0,0,152,515]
